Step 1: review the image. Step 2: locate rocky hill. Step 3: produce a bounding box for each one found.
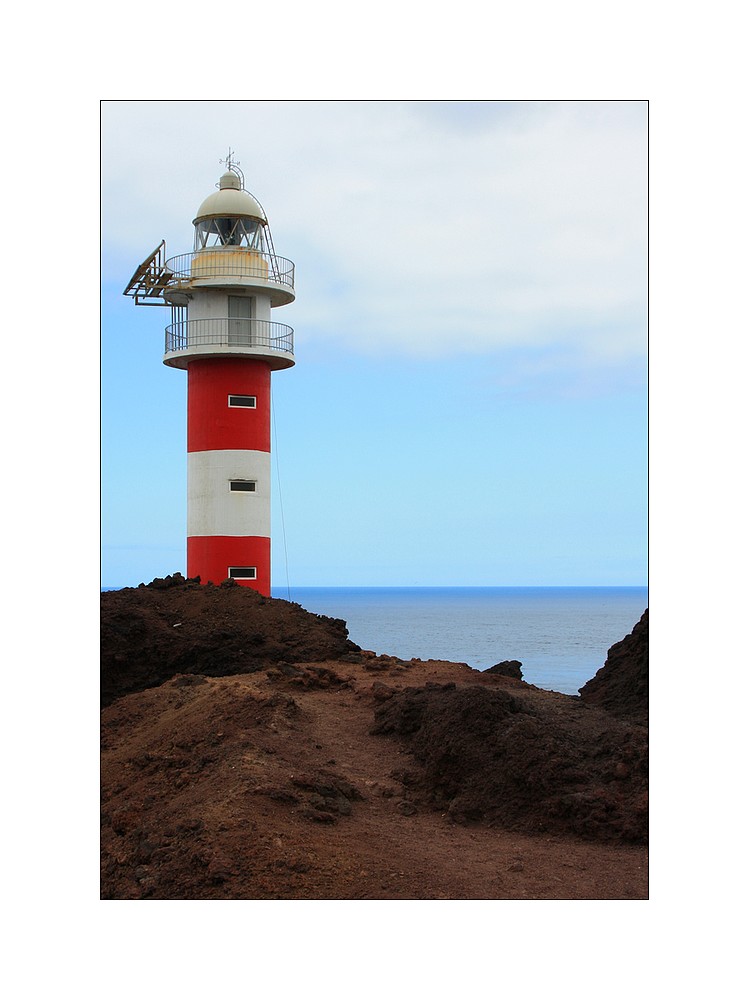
[101,577,649,900]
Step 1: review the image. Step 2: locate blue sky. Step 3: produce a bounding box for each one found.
[102,100,647,587]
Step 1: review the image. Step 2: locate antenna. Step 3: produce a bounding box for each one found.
[219,147,246,190]
[123,240,172,306]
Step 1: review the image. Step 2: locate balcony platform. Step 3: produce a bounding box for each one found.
[163,318,295,371]
[163,249,295,307]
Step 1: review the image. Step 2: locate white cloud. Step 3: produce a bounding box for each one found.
[102,100,646,367]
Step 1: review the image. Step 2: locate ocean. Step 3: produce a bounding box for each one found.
[272,586,648,696]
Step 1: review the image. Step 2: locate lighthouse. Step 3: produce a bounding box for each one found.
[124,153,295,594]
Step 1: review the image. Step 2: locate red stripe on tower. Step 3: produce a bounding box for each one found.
[186,536,271,595]
[187,358,271,454]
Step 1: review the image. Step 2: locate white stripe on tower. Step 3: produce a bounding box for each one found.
[187,450,271,538]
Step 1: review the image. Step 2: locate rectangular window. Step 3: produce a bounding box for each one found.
[228,394,257,408]
[228,566,257,580]
[229,480,257,492]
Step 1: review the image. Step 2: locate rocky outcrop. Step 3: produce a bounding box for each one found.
[371,679,648,843]
[100,575,360,707]
[485,659,523,680]
[579,609,648,726]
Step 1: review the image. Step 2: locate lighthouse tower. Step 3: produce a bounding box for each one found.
[124,153,295,594]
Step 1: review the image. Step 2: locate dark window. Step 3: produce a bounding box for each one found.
[228,566,257,579]
[228,395,257,408]
[230,480,256,492]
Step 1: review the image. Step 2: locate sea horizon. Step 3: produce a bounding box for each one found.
[275,585,648,695]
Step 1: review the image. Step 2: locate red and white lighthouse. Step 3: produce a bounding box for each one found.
[124,153,295,594]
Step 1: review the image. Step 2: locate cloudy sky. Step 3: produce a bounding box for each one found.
[101,100,647,588]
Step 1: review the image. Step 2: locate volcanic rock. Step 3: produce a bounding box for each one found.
[485,659,523,680]
[371,680,647,843]
[101,576,360,706]
[579,609,648,726]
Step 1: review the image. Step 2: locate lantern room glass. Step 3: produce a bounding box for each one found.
[194,217,263,250]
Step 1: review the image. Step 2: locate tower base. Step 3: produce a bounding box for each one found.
[187,535,271,595]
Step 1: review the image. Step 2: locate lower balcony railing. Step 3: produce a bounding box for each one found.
[165,318,294,355]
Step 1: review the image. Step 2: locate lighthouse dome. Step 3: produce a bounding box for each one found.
[193,172,267,224]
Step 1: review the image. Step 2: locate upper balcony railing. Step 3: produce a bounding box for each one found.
[164,249,295,291]
[165,317,294,356]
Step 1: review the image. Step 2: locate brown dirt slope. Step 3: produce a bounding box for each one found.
[579,609,648,725]
[100,579,648,900]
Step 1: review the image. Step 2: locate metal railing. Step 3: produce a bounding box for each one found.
[164,250,295,289]
[165,318,294,355]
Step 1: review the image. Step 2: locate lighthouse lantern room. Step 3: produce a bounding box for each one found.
[124,152,295,595]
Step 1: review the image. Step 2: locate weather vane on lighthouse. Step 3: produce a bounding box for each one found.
[219,148,245,188]
[221,147,237,168]
[123,155,296,594]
